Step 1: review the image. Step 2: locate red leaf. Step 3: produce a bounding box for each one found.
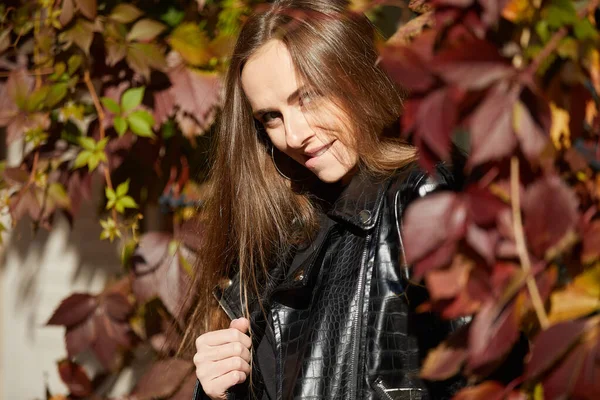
[523,176,579,259]
[465,224,497,265]
[513,100,549,163]
[75,0,97,20]
[103,292,133,322]
[57,360,92,397]
[453,381,516,400]
[403,192,468,277]
[420,324,469,380]
[425,254,472,300]
[467,299,520,372]
[478,0,511,27]
[170,373,198,400]
[380,45,436,93]
[542,343,589,400]
[65,318,95,357]
[415,88,458,160]
[167,62,221,133]
[465,186,507,227]
[46,293,97,327]
[432,39,514,90]
[132,359,194,400]
[582,220,600,264]
[60,0,75,26]
[132,232,171,274]
[524,319,587,380]
[468,84,518,166]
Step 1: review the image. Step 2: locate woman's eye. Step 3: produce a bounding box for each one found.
[262,112,281,124]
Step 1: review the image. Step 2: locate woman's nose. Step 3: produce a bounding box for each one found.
[284,111,312,149]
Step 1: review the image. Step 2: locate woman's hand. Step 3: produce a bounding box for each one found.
[194,318,252,400]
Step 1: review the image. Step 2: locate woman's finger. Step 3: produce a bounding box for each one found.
[202,370,247,399]
[200,341,251,363]
[196,328,252,349]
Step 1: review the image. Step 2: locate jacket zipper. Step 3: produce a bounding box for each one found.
[373,377,394,400]
[349,235,371,399]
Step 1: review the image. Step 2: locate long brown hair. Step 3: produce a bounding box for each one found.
[180,0,416,355]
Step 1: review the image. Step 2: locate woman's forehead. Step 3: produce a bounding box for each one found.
[240,40,302,111]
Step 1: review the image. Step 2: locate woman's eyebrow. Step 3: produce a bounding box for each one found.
[253,85,307,118]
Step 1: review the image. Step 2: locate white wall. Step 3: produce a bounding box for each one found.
[0,196,123,400]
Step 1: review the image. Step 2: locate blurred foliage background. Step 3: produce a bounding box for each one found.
[1,0,599,399]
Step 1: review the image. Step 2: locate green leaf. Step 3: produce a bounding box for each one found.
[50,62,66,81]
[48,183,71,209]
[127,19,166,42]
[126,42,167,80]
[59,18,96,55]
[78,136,96,151]
[557,37,578,60]
[105,187,117,202]
[118,195,138,209]
[87,153,100,171]
[535,20,550,43]
[101,97,121,114]
[160,7,185,27]
[127,111,155,137]
[114,116,128,136]
[45,83,68,108]
[67,54,83,75]
[574,19,599,41]
[110,4,143,24]
[544,3,577,29]
[167,23,212,66]
[97,138,109,150]
[116,180,129,197]
[27,86,50,112]
[74,150,92,169]
[0,28,11,54]
[121,86,145,113]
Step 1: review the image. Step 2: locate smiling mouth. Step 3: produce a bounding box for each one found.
[304,141,335,158]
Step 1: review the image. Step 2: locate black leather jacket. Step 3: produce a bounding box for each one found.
[193,162,467,400]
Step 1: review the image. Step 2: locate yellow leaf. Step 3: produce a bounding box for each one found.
[586,100,597,126]
[573,264,600,297]
[502,0,536,23]
[550,102,571,150]
[549,265,600,324]
[549,288,600,324]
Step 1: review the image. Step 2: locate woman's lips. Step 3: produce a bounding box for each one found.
[303,141,335,167]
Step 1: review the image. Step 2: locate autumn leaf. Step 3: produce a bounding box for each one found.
[57,360,92,397]
[468,83,519,166]
[168,23,213,66]
[164,61,221,134]
[403,192,468,278]
[550,102,571,149]
[109,4,143,24]
[467,298,520,373]
[131,232,196,319]
[421,324,469,380]
[431,39,515,90]
[548,265,600,323]
[130,359,194,400]
[47,289,135,370]
[523,175,579,260]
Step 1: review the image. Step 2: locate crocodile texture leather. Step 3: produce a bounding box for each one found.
[193,162,467,400]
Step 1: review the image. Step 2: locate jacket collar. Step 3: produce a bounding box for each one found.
[326,170,392,231]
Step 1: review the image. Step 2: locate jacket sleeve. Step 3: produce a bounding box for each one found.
[393,160,470,399]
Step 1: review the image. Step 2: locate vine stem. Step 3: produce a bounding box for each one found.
[510,157,550,330]
[525,0,599,76]
[83,70,118,222]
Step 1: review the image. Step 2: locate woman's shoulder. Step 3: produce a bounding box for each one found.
[385,157,464,208]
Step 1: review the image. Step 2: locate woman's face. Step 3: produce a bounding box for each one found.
[241,40,359,184]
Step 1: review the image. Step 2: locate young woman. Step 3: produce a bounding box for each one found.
[182,0,466,399]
